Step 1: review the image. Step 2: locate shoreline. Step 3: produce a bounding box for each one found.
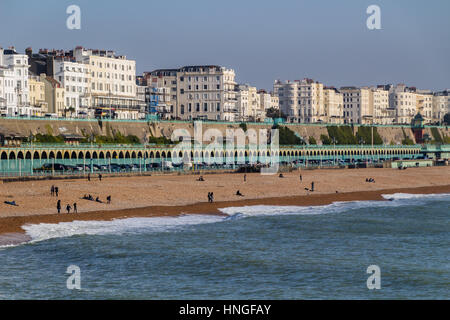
[1,184,449,246]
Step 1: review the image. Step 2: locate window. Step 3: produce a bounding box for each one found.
[180,105,185,114]
[204,103,208,112]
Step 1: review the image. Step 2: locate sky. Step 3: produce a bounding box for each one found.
[0,0,449,91]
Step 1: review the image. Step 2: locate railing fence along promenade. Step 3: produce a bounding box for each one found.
[0,142,424,178]
[1,116,448,128]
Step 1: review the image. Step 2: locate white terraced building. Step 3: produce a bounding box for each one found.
[0,48,30,116]
[73,46,142,119]
[53,57,90,117]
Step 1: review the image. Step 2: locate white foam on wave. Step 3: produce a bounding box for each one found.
[21,214,223,245]
[220,193,450,218]
[381,193,450,201]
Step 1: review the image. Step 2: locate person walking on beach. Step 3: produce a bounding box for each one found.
[51,185,55,196]
[55,186,59,197]
[311,181,315,192]
[207,192,211,203]
[98,173,102,181]
[244,174,247,182]
[300,174,302,182]
[66,204,71,214]
[87,173,91,181]
[107,195,111,204]
[210,192,214,203]
[57,200,61,214]
[73,202,77,213]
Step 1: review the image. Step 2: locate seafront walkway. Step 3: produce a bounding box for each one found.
[0,143,426,177]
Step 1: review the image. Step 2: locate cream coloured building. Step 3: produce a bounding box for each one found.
[40,74,65,116]
[274,78,326,123]
[146,65,237,121]
[370,87,391,124]
[415,91,433,123]
[323,87,343,124]
[389,84,417,124]
[73,47,141,119]
[235,84,264,121]
[28,75,48,116]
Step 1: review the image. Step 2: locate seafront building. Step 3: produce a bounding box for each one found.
[28,74,48,116]
[73,46,143,120]
[52,56,91,117]
[389,84,418,124]
[323,87,344,124]
[0,48,30,116]
[145,65,237,121]
[432,90,450,123]
[40,74,65,116]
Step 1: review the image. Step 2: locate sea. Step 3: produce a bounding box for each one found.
[0,193,449,300]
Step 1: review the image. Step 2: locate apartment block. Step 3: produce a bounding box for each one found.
[145,65,237,121]
[323,87,343,124]
[389,84,418,124]
[73,46,142,119]
[432,90,450,123]
[340,86,371,124]
[0,48,30,116]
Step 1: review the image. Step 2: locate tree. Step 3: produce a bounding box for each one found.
[320,134,332,145]
[309,136,317,145]
[266,107,287,119]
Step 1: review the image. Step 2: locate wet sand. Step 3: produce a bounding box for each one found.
[0,166,449,244]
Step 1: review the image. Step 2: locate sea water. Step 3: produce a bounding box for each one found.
[0,193,449,299]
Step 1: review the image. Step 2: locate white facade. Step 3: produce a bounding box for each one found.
[274,79,326,123]
[323,88,343,124]
[370,87,391,124]
[340,87,371,124]
[53,58,90,116]
[432,90,450,123]
[389,85,417,124]
[0,48,30,116]
[73,47,140,119]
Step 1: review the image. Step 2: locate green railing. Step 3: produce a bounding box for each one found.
[0,116,447,128]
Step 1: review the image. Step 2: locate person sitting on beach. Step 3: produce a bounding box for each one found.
[366,178,369,182]
[279,173,284,178]
[236,190,243,196]
[95,197,102,203]
[107,195,111,204]
[4,200,18,206]
[88,194,93,201]
[197,176,205,182]
[66,204,71,214]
